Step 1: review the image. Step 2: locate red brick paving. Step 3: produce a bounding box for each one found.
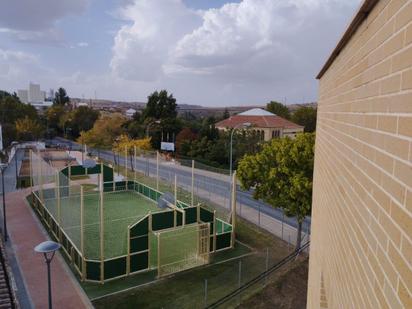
[6,189,90,309]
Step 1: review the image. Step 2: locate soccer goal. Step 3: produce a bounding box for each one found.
[151,223,210,277]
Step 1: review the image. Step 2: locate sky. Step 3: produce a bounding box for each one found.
[0,0,361,106]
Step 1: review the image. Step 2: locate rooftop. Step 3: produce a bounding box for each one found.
[238,108,276,116]
[216,108,303,130]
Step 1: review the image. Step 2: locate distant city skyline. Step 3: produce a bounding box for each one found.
[0,0,361,106]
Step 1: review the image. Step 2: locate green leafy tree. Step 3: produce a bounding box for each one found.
[143,90,177,119]
[237,133,315,249]
[222,108,230,119]
[292,106,317,132]
[45,105,66,135]
[0,94,40,147]
[266,101,290,119]
[53,87,70,106]
[67,106,99,137]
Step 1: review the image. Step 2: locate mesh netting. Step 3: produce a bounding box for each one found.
[153,223,210,277]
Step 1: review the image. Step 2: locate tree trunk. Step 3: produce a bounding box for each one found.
[295,220,302,251]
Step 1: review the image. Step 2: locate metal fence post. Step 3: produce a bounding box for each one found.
[265,248,269,285]
[238,260,242,305]
[204,279,208,308]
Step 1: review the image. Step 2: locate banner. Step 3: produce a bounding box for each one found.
[160,142,175,152]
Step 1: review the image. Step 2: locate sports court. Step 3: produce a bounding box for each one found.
[29,150,234,283]
[44,189,161,259]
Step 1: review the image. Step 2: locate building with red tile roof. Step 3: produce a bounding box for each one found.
[215,108,303,141]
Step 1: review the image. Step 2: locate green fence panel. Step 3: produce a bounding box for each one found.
[103,165,114,183]
[104,182,114,192]
[71,165,86,176]
[87,165,101,174]
[176,211,183,226]
[200,207,214,222]
[216,232,231,250]
[130,217,148,238]
[152,211,174,231]
[86,261,101,281]
[115,181,126,191]
[61,166,69,176]
[130,252,149,273]
[130,235,148,253]
[127,181,135,190]
[215,220,231,235]
[104,257,127,280]
[185,207,197,224]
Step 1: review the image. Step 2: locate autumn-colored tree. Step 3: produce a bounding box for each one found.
[237,133,315,249]
[175,128,198,155]
[15,116,43,141]
[77,113,126,149]
[112,134,152,154]
[112,134,152,171]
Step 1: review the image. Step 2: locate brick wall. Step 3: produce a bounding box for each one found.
[307,0,412,308]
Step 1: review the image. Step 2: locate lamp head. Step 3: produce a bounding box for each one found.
[34,241,61,254]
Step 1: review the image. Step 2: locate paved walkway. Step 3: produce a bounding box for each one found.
[6,189,91,309]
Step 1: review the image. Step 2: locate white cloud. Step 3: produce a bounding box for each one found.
[77,42,89,47]
[110,0,201,81]
[110,0,360,105]
[0,0,90,44]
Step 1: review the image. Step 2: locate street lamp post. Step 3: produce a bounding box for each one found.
[34,241,61,309]
[0,163,7,242]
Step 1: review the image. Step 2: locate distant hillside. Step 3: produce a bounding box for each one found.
[71,97,316,118]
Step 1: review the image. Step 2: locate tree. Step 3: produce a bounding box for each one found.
[222,108,230,119]
[175,128,198,155]
[15,116,43,141]
[77,113,126,149]
[0,93,40,147]
[53,87,70,106]
[266,101,290,119]
[143,90,177,119]
[68,106,99,137]
[292,106,317,133]
[237,133,315,249]
[45,104,66,135]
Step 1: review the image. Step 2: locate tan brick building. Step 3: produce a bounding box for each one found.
[307,0,412,308]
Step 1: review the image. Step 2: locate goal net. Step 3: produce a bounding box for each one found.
[152,223,210,277]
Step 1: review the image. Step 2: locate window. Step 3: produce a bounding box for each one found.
[272,130,280,138]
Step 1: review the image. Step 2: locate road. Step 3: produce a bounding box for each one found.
[51,137,311,235]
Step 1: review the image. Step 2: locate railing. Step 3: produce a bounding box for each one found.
[206,241,310,308]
